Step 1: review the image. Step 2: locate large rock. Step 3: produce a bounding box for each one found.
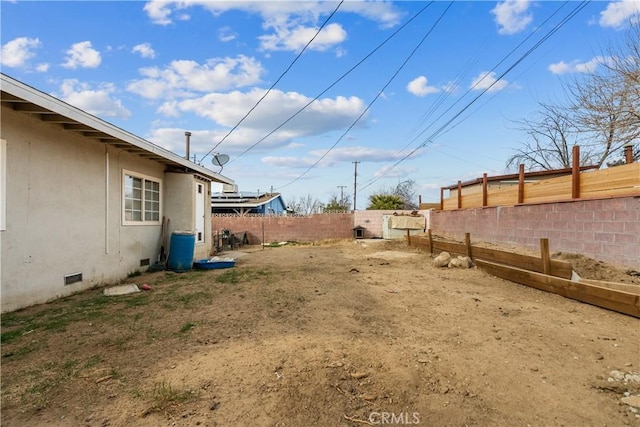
[447,255,474,269]
[459,256,474,268]
[433,251,451,267]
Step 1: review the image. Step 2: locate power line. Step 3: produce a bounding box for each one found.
[275,2,452,191]
[359,0,589,192]
[200,0,344,163]
[386,1,572,175]
[228,1,434,164]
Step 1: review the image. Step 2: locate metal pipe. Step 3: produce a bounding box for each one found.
[185,131,192,160]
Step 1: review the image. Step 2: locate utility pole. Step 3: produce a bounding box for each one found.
[352,161,360,211]
[337,185,347,204]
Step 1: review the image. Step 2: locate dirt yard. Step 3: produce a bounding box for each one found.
[2,239,639,427]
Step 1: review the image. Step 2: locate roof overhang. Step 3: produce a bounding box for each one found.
[1,73,235,185]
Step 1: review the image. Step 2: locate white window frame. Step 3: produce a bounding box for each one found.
[195,181,205,244]
[122,169,162,226]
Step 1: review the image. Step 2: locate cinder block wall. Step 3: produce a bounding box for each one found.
[212,210,429,243]
[212,213,354,244]
[429,197,640,270]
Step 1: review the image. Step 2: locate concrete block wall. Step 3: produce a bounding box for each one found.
[212,213,354,244]
[212,210,429,243]
[430,197,640,270]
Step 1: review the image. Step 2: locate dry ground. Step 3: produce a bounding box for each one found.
[1,239,639,427]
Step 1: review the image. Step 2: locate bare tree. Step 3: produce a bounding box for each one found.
[508,21,639,171]
[507,102,579,170]
[394,179,418,210]
[568,69,639,167]
[288,194,324,215]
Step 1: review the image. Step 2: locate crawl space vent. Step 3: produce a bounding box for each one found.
[64,273,83,285]
[140,258,150,267]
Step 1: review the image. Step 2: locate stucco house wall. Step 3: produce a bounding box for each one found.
[0,74,232,312]
[164,173,212,261]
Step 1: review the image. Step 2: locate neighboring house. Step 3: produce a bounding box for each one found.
[211,184,287,216]
[0,74,235,313]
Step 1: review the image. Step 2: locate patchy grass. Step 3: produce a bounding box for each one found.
[123,293,150,308]
[176,291,214,308]
[149,380,199,413]
[215,267,275,285]
[216,269,241,284]
[179,322,196,333]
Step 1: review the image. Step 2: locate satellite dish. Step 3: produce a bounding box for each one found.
[212,153,230,167]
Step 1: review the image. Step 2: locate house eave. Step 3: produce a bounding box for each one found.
[1,73,234,185]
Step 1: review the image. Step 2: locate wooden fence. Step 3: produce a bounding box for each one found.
[409,231,640,318]
[438,147,639,210]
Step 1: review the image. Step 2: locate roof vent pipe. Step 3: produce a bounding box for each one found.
[185,131,192,161]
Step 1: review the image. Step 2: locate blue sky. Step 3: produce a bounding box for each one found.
[2,1,639,208]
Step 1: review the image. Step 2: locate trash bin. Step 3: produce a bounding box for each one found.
[167,231,196,271]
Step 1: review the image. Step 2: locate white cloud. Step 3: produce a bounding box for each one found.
[175,88,364,130]
[144,1,402,27]
[599,0,640,28]
[491,0,533,35]
[62,41,101,69]
[143,1,402,52]
[218,26,237,43]
[127,55,264,99]
[143,1,174,25]
[151,88,367,152]
[57,79,131,119]
[147,126,290,155]
[259,22,347,52]
[262,147,417,170]
[548,56,610,75]
[132,42,155,59]
[0,37,41,68]
[470,71,509,92]
[36,63,50,72]
[406,76,440,97]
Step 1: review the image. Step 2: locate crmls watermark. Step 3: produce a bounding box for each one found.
[368,412,421,425]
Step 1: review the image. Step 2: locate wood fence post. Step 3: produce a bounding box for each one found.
[482,173,488,207]
[518,164,525,204]
[406,229,411,246]
[457,180,462,209]
[625,144,634,164]
[440,188,444,211]
[540,238,550,275]
[428,228,433,255]
[465,233,472,259]
[572,145,580,199]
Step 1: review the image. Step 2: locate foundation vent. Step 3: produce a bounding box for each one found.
[64,273,83,285]
[140,258,150,267]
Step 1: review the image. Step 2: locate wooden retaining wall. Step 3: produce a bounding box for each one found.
[409,232,640,318]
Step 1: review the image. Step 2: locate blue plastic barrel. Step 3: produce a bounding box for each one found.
[167,231,196,271]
